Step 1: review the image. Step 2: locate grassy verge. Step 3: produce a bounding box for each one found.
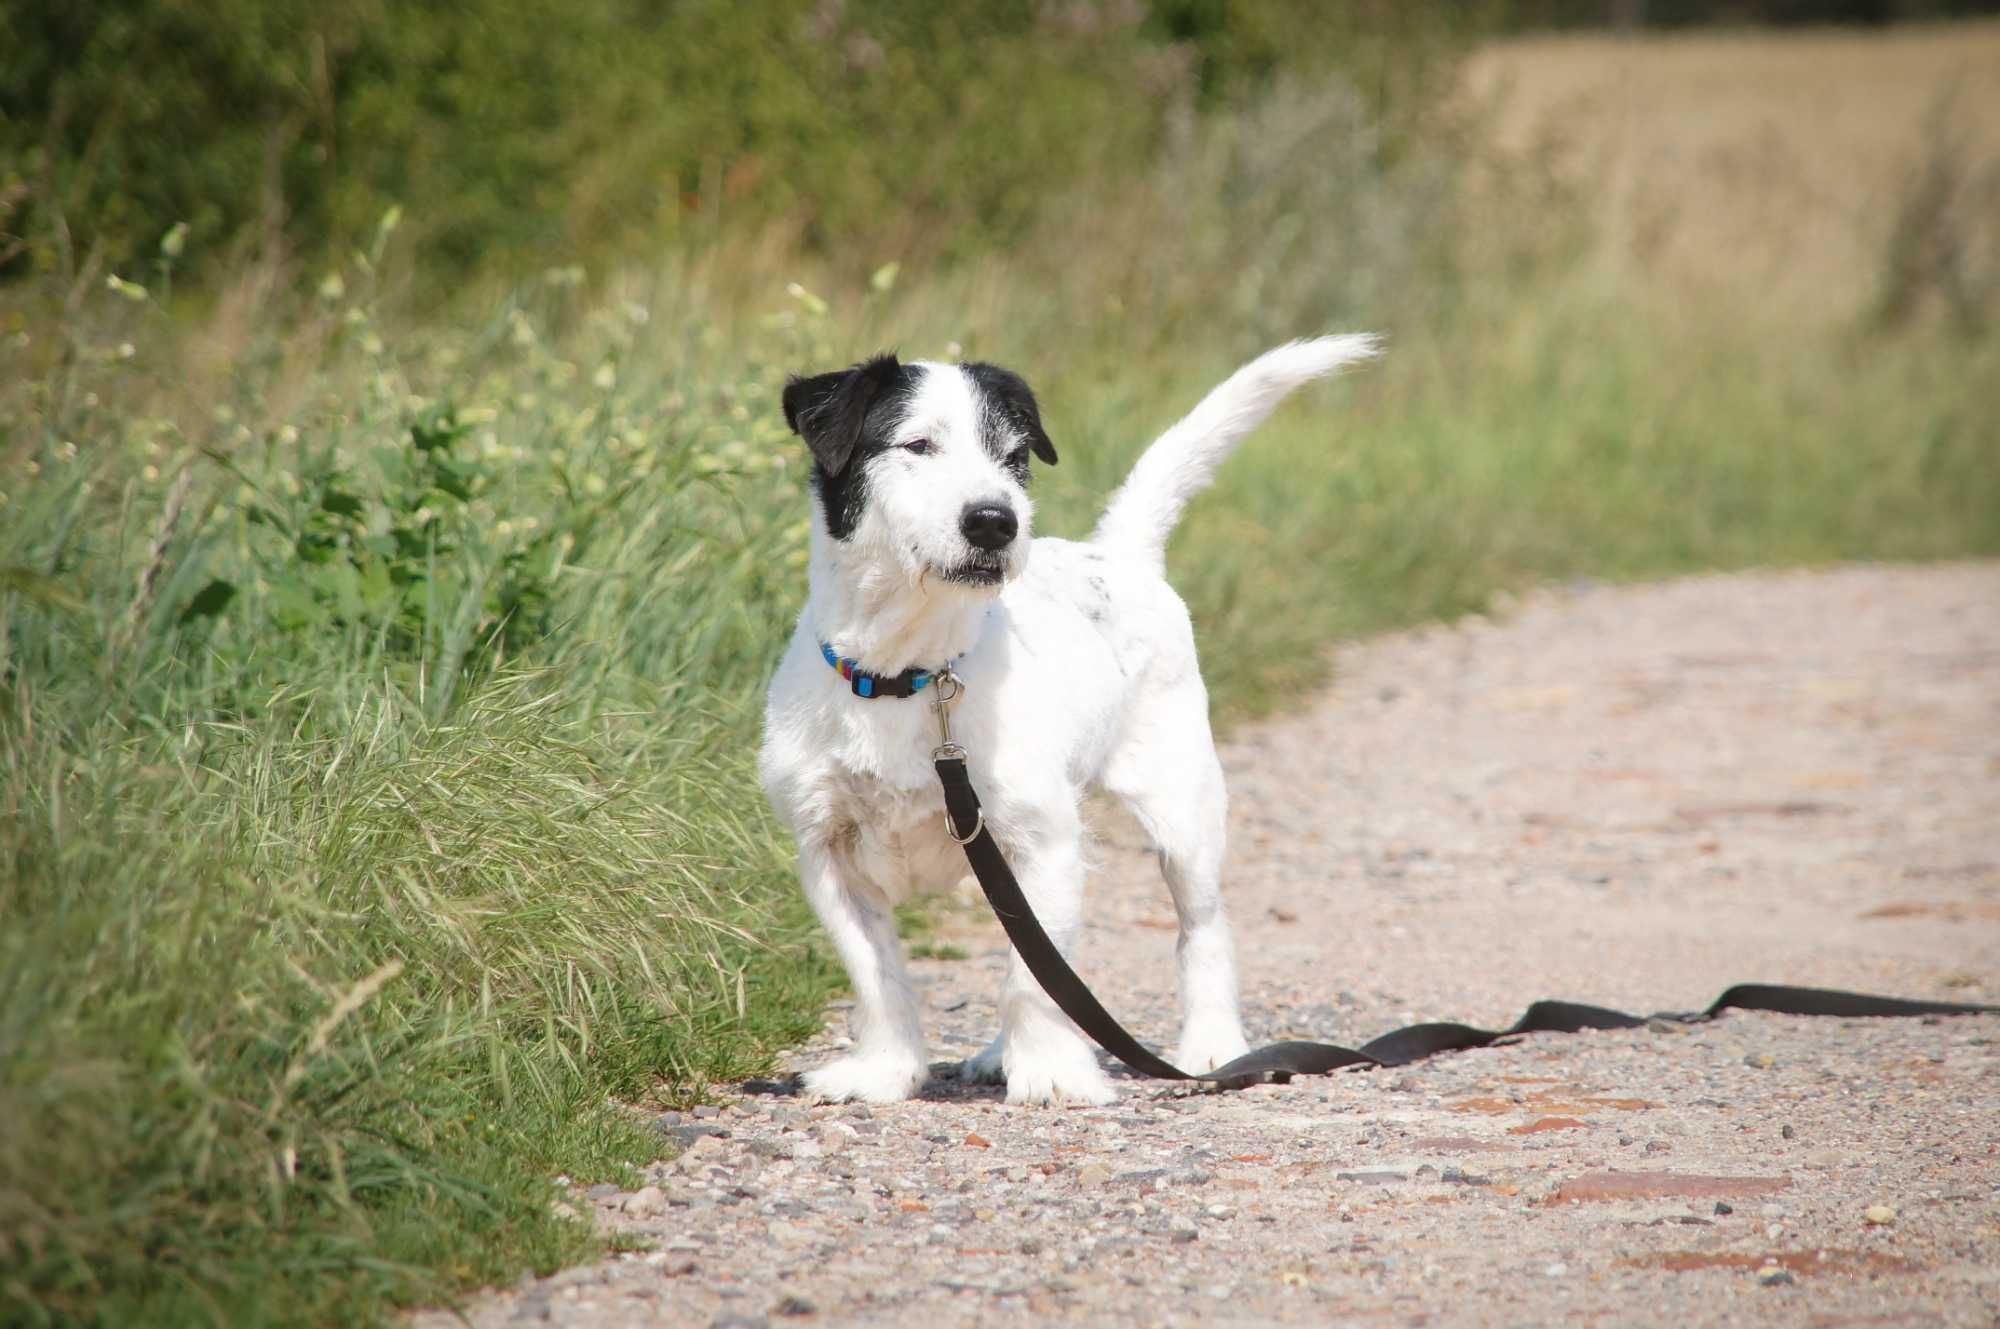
[3,23,1998,1328]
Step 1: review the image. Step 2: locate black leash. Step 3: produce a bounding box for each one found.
[926,678,1997,1091]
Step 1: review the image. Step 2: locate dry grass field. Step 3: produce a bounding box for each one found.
[1466,21,2000,324]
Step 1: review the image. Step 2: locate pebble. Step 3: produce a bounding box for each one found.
[1863,1205,1898,1226]
[1756,1267,1796,1287]
[621,1186,668,1219]
[765,1221,815,1247]
[1077,1163,1113,1188]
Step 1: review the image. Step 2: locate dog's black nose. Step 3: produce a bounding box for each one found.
[960,503,1018,551]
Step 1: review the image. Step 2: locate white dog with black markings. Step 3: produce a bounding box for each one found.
[759,335,1378,1105]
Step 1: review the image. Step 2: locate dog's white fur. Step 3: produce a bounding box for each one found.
[760,335,1379,1104]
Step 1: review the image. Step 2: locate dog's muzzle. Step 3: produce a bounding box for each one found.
[959,502,1018,552]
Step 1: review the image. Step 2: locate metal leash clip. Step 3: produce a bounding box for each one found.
[930,667,982,843]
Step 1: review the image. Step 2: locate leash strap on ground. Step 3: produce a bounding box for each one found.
[933,755,1999,1091]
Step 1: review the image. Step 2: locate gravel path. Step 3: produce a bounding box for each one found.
[417,562,2000,1329]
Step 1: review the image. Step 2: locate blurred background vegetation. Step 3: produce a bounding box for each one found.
[3,2,1998,1325]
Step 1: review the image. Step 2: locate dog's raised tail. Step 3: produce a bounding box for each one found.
[1092,334,1379,569]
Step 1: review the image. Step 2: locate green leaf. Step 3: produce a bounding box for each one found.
[429,459,481,502]
[410,404,470,453]
[321,490,366,517]
[177,579,237,624]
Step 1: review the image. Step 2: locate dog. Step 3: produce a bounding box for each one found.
[759,335,1378,1105]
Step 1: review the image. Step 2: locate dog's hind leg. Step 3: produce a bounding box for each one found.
[1105,712,1252,1073]
[959,1034,1005,1084]
[796,842,928,1103]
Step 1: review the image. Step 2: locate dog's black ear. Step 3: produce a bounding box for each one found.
[782,354,900,477]
[966,362,1057,466]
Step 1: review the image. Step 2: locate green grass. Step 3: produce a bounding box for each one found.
[4,33,1998,1329]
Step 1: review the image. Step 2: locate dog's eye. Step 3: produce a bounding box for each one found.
[901,439,935,456]
[1006,444,1031,468]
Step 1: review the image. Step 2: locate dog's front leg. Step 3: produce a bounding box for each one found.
[993,824,1117,1107]
[797,841,927,1103]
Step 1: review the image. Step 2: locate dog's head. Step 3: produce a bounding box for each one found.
[782,354,1057,593]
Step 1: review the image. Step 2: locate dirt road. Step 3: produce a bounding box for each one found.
[417,562,2000,1328]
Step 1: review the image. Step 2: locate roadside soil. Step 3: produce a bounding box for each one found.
[417,562,2000,1329]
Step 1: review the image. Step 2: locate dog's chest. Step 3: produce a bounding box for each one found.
[810,705,966,899]
[825,767,962,900]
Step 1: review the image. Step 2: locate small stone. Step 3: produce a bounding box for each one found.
[1744,1053,1777,1070]
[1168,1219,1199,1244]
[1006,1167,1030,1183]
[712,1315,769,1329]
[814,1122,856,1153]
[1714,1201,1734,1216]
[765,1220,814,1247]
[661,1123,732,1148]
[1204,1204,1236,1220]
[1760,1203,1787,1220]
[1756,1267,1795,1287]
[772,1294,815,1317]
[842,1104,873,1121]
[1078,1164,1113,1188]
[1863,1205,1898,1226]
[963,1132,992,1149]
[790,1140,824,1162]
[1019,1236,1045,1254]
[622,1185,669,1218]
[693,1104,723,1119]
[585,1182,619,1200]
[746,1139,791,1161]
[1544,1262,1568,1278]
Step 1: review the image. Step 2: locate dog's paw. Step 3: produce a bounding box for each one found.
[802,1053,925,1104]
[1004,1053,1117,1107]
[959,1036,1006,1085]
[1174,1022,1252,1074]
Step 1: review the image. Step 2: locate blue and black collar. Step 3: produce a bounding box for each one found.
[820,641,950,699]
